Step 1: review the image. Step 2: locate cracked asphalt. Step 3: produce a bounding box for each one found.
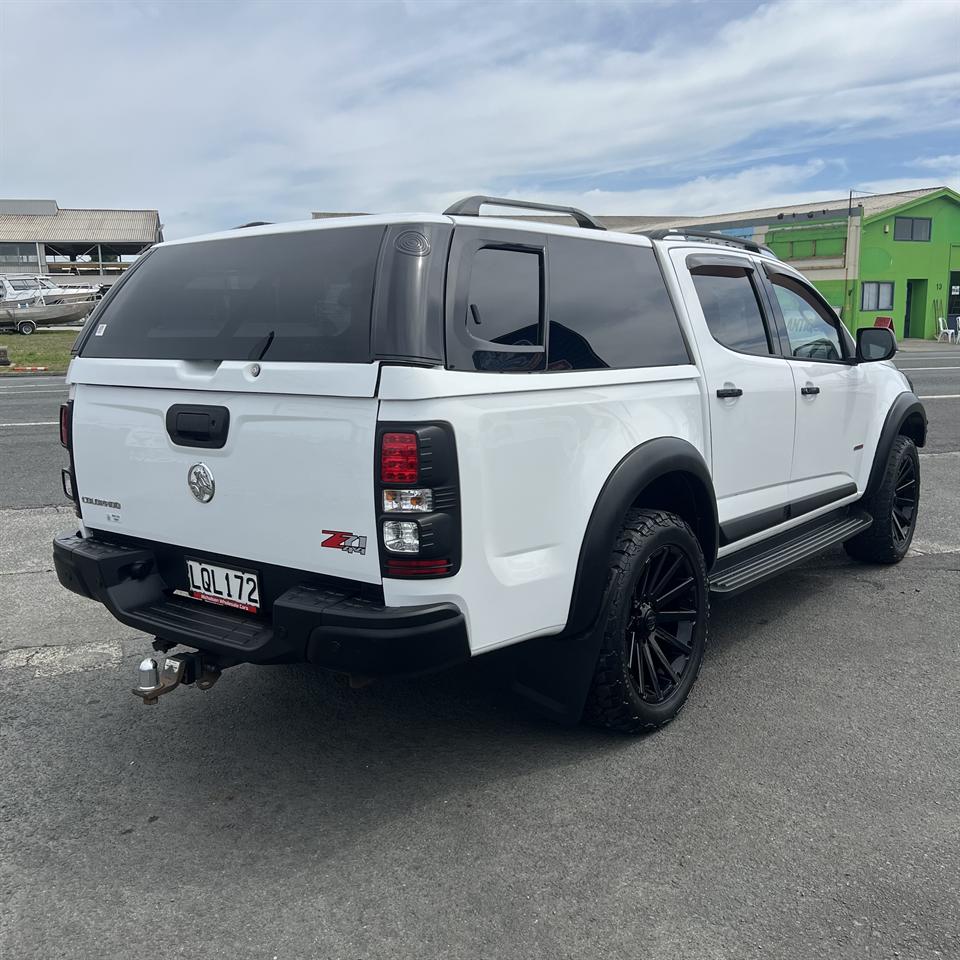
[1,344,958,959]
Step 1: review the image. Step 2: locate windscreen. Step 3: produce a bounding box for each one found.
[79,225,384,362]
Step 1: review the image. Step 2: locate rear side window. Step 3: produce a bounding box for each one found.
[79,226,384,363]
[691,266,773,357]
[467,247,543,347]
[547,238,687,370]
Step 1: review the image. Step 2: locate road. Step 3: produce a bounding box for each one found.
[1,343,957,509]
[1,343,959,959]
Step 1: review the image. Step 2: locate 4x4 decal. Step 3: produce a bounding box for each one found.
[321,530,368,555]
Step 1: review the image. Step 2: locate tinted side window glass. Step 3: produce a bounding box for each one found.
[548,239,688,370]
[691,267,772,356]
[466,247,542,347]
[772,277,844,361]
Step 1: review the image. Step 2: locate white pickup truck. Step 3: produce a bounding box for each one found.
[53,197,925,732]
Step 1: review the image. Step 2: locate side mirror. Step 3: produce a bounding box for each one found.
[856,326,897,363]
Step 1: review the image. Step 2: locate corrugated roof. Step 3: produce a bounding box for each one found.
[0,206,161,243]
[632,187,950,232]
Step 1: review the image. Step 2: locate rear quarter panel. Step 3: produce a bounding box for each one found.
[378,365,706,653]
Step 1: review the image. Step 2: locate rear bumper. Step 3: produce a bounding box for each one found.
[53,532,469,676]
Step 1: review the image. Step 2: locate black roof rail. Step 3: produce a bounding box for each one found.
[234,221,273,229]
[641,228,774,256]
[443,195,606,231]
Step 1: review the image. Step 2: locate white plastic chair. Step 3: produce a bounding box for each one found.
[936,316,956,343]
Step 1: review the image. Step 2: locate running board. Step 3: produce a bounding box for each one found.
[709,510,873,595]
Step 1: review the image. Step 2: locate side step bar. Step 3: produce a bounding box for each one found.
[709,510,873,595]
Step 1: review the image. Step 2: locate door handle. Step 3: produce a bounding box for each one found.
[716,387,743,399]
[165,404,231,449]
[801,385,820,396]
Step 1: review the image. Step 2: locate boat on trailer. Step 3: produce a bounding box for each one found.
[0,299,94,334]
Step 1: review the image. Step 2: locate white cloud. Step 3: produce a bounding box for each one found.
[437,160,840,217]
[0,0,957,236]
[912,154,960,167]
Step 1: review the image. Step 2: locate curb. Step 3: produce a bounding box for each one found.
[11,366,49,373]
[0,369,68,378]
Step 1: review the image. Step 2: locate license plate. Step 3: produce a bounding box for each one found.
[186,559,260,613]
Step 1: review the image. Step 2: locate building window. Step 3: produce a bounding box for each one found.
[0,242,39,266]
[861,281,894,311]
[893,216,931,242]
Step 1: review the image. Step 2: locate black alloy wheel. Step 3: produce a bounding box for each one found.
[844,434,921,564]
[626,544,698,704]
[891,454,918,547]
[584,508,709,734]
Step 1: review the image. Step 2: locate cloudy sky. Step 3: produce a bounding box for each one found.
[1,0,958,238]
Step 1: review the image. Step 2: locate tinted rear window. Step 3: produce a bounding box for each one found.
[80,225,384,362]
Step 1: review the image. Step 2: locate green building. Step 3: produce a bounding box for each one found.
[641,187,960,339]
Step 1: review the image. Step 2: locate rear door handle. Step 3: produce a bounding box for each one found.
[716,387,743,398]
[166,404,231,449]
[801,385,820,396]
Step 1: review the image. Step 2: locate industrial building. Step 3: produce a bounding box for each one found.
[0,199,162,287]
[638,186,960,340]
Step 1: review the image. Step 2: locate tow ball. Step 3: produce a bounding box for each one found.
[132,648,223,705]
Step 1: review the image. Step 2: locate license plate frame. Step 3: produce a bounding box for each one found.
[185,558,261,614]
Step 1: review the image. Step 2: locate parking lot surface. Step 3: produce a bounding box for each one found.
[1,343,958,959]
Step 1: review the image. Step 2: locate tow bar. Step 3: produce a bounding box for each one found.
[132,645,225,705]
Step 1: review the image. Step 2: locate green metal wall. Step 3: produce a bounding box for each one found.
[766,221,847,262]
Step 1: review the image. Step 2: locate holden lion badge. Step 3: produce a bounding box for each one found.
[187,462,215,503]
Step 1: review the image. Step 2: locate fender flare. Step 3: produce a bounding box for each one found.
[562,437,718,638]
[865,392,927,497]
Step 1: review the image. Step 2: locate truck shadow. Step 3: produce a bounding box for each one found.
[20,548,865,883]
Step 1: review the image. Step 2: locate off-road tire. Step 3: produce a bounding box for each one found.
[844,435,920,564]
[583,508,709,734]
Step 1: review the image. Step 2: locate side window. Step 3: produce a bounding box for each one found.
[691,265,773,357]
[771,276,844,361]
[547,238,688,370]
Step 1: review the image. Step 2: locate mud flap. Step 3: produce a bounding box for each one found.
[509,617,606,726]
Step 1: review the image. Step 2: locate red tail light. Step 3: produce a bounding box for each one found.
[381,432,418,483]
[377,422,460,579]
[59,402,71,449]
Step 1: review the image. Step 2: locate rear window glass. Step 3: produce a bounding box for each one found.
[79,226,384,362]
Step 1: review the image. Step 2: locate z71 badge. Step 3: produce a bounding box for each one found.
[321,530,368,555]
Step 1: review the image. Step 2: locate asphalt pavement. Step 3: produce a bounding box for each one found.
[1,342,958,959]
